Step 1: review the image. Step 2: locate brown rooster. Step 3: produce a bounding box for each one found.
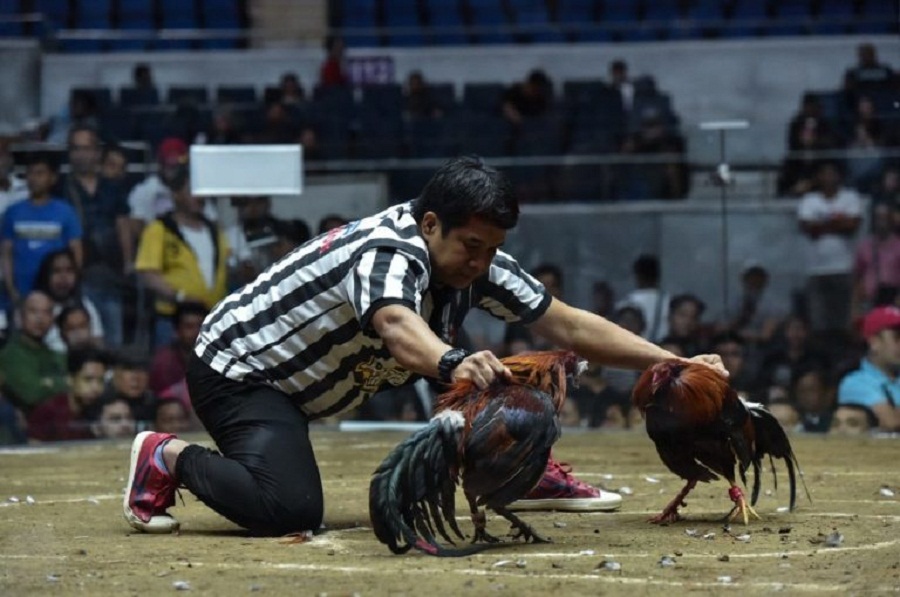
[369,350,587,556]
[632,360,810,524]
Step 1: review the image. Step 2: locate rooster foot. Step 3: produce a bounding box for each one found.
[471,527,502,544]
[648,508,683,525]
[726,486,761,525]
[495,507,551,544]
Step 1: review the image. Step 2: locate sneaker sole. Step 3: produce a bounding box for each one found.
[506,495,623,512]
[123,431,180,534]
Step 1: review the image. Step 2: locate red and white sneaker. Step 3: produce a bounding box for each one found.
[123,431,180,533]
[508,458,623,512]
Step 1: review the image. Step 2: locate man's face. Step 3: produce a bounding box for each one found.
[113,367,149,399]
[26,163,57,197]
[102,150,127,180]
[173,184,205,216]
[61,310,93,348]
[715,341,744,377]
[176,314,204,350]
[95,401,135,439]
[70,362,107,409]
[155,401,189,434]
[669,301,700,338]
[20,292,54,341]
[421,214,506,289]
[829,407,870,435]
[794,371,831,414]
[48,254,77,300]
[870,328,900,370]
[68,130,101,175]
[536,272,562,300]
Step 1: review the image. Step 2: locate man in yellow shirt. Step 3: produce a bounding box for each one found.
[135,171,228,348]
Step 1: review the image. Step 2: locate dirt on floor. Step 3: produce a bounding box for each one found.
[0,430,898,596]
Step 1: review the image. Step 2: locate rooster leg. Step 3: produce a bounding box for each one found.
[467,496,501,544]
[725,485,761,525]
[494,507,551,544]
[649,479,697,524]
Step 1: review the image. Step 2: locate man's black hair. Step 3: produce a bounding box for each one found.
[669,293,706,316]
[26,151,59,173]
[711,330,745,349]
[66,345,109,376]
[171,300,209,327]
[413,155,518,234]
[67,124,101,148]
[56,301,90,331]
[274,218,312,246]
[632,254,660,285]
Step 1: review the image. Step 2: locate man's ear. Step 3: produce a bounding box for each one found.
[420,212,439,237]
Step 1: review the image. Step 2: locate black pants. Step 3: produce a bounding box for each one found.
[176,355,324,536]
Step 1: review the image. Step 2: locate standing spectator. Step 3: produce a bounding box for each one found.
[33,248,104,352]
[103,346,156,429]
[797,161,863,335]
[56,125,131,347]
[0,291,67,414]
[843,43,894,98]
[149,301,208,396]
[618,254,670,341]
[90,396,137,439]
[853,201,900,317]
[127,138,217,237]
[0,153,82,305]
[836,305,900,432]
[608,59,634,113]
[26,346,109,442]
[135,173,228,348]
[319,35,349,88]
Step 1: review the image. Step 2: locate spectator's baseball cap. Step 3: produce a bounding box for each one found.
[157,137,188,166]
[861,306,900,338]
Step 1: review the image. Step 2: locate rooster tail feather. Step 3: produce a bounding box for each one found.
[747,403,812,510]
[750,458,762,506]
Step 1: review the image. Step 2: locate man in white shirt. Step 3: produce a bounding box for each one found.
[797,161,863,334]
[617,254,670,342]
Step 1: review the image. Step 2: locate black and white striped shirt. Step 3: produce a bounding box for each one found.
[194,201,551,419]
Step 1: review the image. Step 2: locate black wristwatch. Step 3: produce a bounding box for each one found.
[438,348,470,383]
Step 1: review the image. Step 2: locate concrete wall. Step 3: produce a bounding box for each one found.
[39,35,898,163]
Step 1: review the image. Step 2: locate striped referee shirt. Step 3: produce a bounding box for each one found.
[194,201,551,419]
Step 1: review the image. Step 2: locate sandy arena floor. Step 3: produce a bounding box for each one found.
[1,429,898,596]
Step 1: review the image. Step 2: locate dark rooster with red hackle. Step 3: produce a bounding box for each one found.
[369,350,587,556]
[632,359,810,524]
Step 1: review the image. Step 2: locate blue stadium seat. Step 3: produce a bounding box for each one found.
[201,0,242,48]
[426,83,458,113]
[459,112,510,156]
[356,106,404,158]
[508,0,565,43]
[99,106,134,142]
[557,0,607,42]
[71,87,114,112]
[813,0,855,35]
[167,86,209,105]
[216,86,257,105]
[406,116,456,157]
[682,0,726,39]
[157,0,198,50]
[856,0,898,33]
[643,0,683,40]
[769,0,812,36]
[119,86,160,108]
[340,0,380,47]
[0,0,23,37]
[462,82,505,114]
[602,0,652,42]
[467,0,513,45]
[34,0,69,30]
[361,83,404,114]
[423,0,468,45]
[384,0,425,47]
[727,0,769,38]
[110,0,153,51]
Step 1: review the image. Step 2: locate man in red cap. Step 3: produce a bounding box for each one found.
[126,138,217,238]
[837,305,900,431]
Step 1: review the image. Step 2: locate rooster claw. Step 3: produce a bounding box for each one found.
[472,528,502,544]
[510,525,551,544]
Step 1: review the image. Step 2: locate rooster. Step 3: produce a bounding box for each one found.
[632,360,810,524]
[369,350,587,556]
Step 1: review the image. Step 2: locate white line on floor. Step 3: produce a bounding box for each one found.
[0,494,119,508]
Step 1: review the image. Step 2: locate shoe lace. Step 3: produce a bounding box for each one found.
[546,459,594,490]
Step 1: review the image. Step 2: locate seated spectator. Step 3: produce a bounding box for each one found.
[502,69,552,127]
[853,201,900,317]
[271,219,311,261]
[759,314,830,403]
[135,172,229,348]
[617,254,669,341]
[787,93,835,152]
[154,397,191,435]
[90,395,136,439]
[132,62,155,92]
[836,305,900,431]
[103,346,157,430]
[403,71,443,120]
[0,291,67,414]
[711,331,761,402]
[844,96,887,194]
[101,144,136,197]
[871,166,900,207]
[56,303,99,350]
[570,363,628,429]
[843,43,894,99]
[777,118,835,198]
[1,152,83,305]
[665,293,707,356]
[149,301,208,396]
[608,59,634,113]
[658,336,687,358]
[255,102,301,145]
[278,72,308,107]
[829,403,878,435]
[620,108,688,200]
[792,366,835,433]
[603,306,646,395]
[27,346,109,442]
[591,281,615,319]
[767,397,800,431]
[46,89,99,145]
[504,263,563,353]
[33,248,104,352]
[204,107,242,145]
[226,195,279,287]
[727,263,784,341]
[797,161,862,336]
